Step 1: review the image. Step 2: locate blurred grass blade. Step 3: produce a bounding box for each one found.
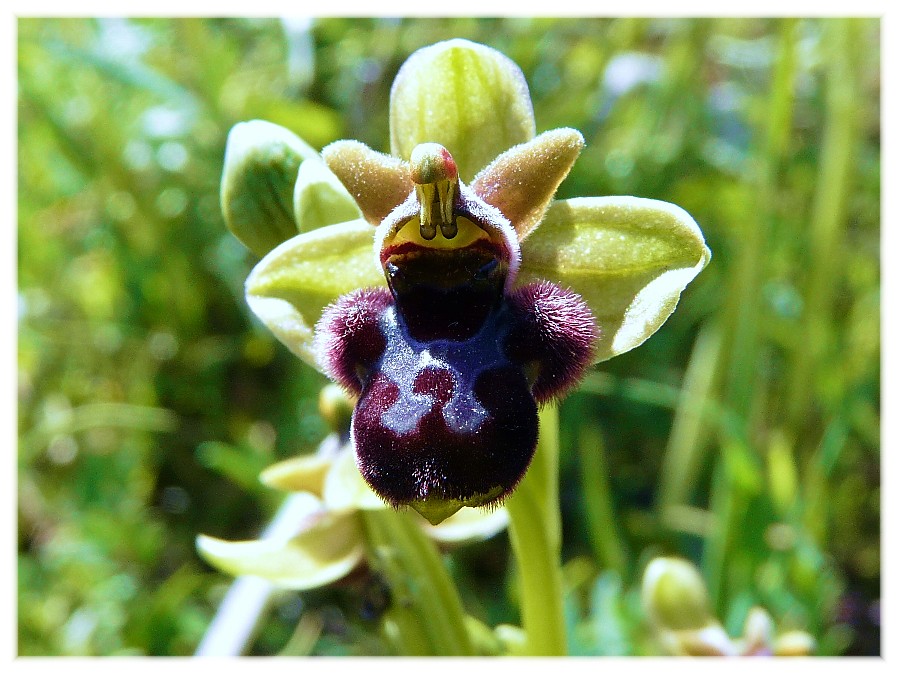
[577,426,628,577]
[656,324,723,519]
[221,120,321,256]
[786,19,861,426]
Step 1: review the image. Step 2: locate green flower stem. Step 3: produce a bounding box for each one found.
[360,509,474,656]
[505,404,567,656]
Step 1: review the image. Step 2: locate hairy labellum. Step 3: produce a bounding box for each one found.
[316,142,597,524]
[317,270,595,523]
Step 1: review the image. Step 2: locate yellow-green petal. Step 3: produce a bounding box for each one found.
[196,508,364,590]
[390,39,536,181]
[518,196,711,363]
[220,120,320,256]
[322,140,412,225]
[245,220,386,371]
[472,128,584,241]
[322,447,388,512]
[259,453,334,495]
[293,158,362,233]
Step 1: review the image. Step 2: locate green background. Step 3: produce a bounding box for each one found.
[17,17,880,655]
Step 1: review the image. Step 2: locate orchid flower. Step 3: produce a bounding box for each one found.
[220,39,710,525]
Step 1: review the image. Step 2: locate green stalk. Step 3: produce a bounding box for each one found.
[360,508,474,656]
[580,371,746,446]
[505,404,567,656]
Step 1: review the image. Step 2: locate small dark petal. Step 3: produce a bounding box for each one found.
[505,281,598,403]
[316,288,393,394]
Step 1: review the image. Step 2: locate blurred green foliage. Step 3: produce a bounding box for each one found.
[17,17,879,656]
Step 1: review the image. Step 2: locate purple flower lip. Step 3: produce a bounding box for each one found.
[351,305,539,516]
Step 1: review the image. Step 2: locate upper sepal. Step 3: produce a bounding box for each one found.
[389,39,536,181]
[517,196,711,363]
[220,120,320,256]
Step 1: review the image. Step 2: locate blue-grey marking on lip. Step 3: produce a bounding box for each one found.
[377,305,512,436]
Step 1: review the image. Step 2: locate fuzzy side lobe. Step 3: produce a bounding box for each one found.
[505,281,598,403]
[315,288,393,395]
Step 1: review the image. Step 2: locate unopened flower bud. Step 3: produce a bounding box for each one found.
[221,120,319,256]
[642,557,713,631]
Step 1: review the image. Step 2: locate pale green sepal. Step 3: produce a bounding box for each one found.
[472,128,584,241]
[244,219,386,371]
[322,447,388,512]
[195,504,364,590]
[426,506,509,544]
[518,196,711,363]
[293,159,361,233]
[220,120,320,257]
[390,39,536,181]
